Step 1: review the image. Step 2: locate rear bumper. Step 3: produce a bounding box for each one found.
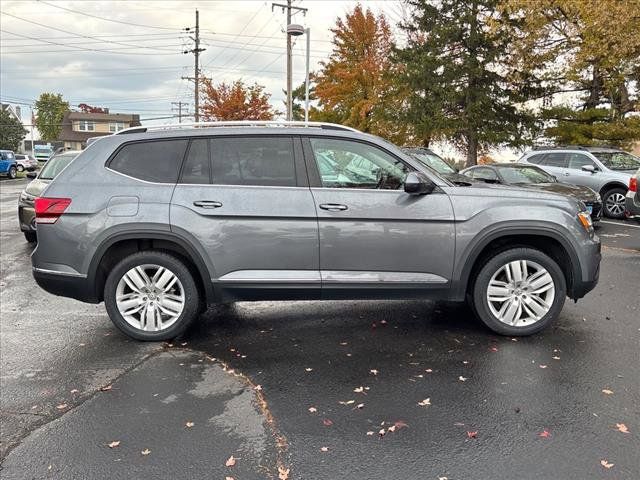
[32,268,99,303]
[625,191,640,218]
[18,205,36,232]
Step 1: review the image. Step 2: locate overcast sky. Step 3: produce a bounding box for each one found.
[1,0,406,124]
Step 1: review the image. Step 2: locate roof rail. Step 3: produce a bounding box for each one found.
[531,145,589,151]
[115,120,361,135]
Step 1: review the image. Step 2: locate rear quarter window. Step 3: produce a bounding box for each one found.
[109,139,188,183]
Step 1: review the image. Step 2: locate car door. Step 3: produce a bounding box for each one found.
[539,152,569,181]
[0,151,11,173]
[170,135,320,300]
[565,153,601,190]
[303,136,455,298]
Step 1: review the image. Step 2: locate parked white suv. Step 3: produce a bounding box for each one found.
[518,146,640,219]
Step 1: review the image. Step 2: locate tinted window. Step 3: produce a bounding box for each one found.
[526,153,544,164]
[471,167,498,182]
[567,153,594,170]
[39,154,77,180]
[310,138,410,189]
[541,153,567,167]
[209,137,296,186]
[180,139,210,184]
[109,140,188,183]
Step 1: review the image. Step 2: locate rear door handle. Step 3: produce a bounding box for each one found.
[193,200,222,208]
[564,172,570,176]
[319,203,348,211]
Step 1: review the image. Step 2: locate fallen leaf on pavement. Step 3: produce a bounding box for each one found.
[70,389,79,394]
[615,423,629,433]
[254,385,262,391]
[226,477,234,480]
[320,446,329,452]
[141,449,151,456]
[339,400,355,406]
[366,431,374,436]
[56,404,68,410]
[538,430,551,438]
[394,420,409,429]
[425,369,433,373]
[370,369,378,375]
[278,466,290,479]
[225,455,236,467]
[418,398,431,407]
[539,365,548,369]
[489,346,498,352]
[305,368,313,372]
[379,428,386,437]
[355,403,365,409]
[185,421,194,428]
[600,459,614,469]
[602,389,614,395]
[552,356,560,360]
[322,418,333,426]
[388,425,397,432]
[108,441,120,448]
[308,407,317,413]
[458,376,467,382]
[353,386,365,394]
[467,431,478,439]
[100,385,112,392]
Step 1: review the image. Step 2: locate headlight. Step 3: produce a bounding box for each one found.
[577,211,593,232]
[20,191,35,202]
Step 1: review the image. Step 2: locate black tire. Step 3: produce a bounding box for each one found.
[602,187,627,219]
[8,166,17,179]
[17,165,25,173]
[23,231,37,243]
[471,247,566,336]
[104,251,200,341]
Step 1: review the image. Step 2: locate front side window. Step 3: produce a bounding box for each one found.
[209,136,296,186]
[109,139,188,183]
[77,121,95,132]
[310,138,409,189]
[541,152,567,168]
[567,153,595,170]
[591,151,640,171]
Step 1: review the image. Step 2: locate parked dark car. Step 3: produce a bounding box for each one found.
[403,147,475,185]
[461,163,602,222]
[625,168,639,220]
[18,150,80,242]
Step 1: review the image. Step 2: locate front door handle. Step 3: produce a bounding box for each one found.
[319,203,348,211]
[193,200,222,208]
[564,172,570,176]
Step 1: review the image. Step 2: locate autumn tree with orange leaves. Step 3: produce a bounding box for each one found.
[313,5,412,144]
[200,78,277,121]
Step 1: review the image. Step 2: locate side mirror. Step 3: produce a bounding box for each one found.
[404,172,435,195]
[26,172,37,179]
[581,165,596,173]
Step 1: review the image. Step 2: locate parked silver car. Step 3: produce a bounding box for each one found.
[31,121,601,341]
[14,154,38,172]
[518,146,640,219]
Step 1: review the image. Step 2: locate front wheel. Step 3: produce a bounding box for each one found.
[472,248,566,336]
[8,166,17,179]
[602,187,626,219]
[104,251,201,341]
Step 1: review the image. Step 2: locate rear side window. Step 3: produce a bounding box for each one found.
[109,139,188,183]
[210,136,296,186]
[526,153,544,164]
[541,153,567,167]
[180,139,210,184]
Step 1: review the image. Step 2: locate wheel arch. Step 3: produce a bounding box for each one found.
[89,231,214,305]
[454,227,582,301]
[599,182,628,195]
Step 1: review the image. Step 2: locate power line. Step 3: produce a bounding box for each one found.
[1,12,180,52]
[36,0,184,31]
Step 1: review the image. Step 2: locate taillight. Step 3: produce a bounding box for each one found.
[34,197,71,224]
[630,177,637,193]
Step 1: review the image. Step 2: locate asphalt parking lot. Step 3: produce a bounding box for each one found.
[1,177,639,479]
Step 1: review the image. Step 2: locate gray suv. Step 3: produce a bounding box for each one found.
[31,122,601,341]
[518,146,640,219]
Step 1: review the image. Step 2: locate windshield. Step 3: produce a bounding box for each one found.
[38,154,76,180]
[496,166,555,184]
[410,151,456,174]
[591,151,640,171]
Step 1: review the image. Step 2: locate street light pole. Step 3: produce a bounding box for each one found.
[305,27,310,124]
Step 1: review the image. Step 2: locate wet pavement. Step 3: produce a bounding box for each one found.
[1,178,639,479]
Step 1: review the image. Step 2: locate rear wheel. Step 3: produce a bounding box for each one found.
[104,251,200,341]
[23,231,37,243]
[17,165,25,173]
[602,187,626,219]
[472,248,566,336]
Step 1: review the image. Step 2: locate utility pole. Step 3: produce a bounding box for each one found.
[272,1,307,121]
[183,10,205,122]
[171,102,189,123]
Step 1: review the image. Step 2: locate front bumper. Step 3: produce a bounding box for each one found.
[18,204,36,232]
[584,201,603,222]
[571,237,601,299]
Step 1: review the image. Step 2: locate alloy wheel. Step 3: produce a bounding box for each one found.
[605,193,625,217]
[486,260,555,327]
[115,264,185,332]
